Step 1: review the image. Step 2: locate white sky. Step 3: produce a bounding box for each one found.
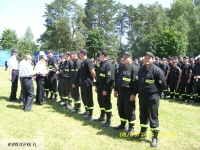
[0,0,174,41]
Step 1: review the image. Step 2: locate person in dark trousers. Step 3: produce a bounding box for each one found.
[94,50,114,127]
[192,57,200,103]
[35,55,48,105]
[167,60,181,100]
[5,60,8,71]
[76,49,96,120]
[19,55,35,112]
[113,52,138,135]
[61,52,74,109]
[47,50,58,101]
[71,51,82,114]
[9,49,19,101]
[180,56,192,102]
[132,52,166,147]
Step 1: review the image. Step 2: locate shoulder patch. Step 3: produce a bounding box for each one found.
[159,80,162,84]
[107,71,111,76]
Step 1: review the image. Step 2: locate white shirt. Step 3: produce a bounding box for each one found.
[9,55,19,70]
[35,60,48,75]
[19,61,33,77]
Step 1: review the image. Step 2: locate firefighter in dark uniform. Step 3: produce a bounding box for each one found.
[76,49,96,120]
[190,58,195,102]
[71,51,82,113]
[113,52,138,134]
[132,52,166,147]
[167,60,181,99]
[192,57,200,103]
[47,50,58,101]
[57,53,65,104]
[159,58,170,99]
[180,56,192,102]
[94,50,114,127]
[60,52,74,109]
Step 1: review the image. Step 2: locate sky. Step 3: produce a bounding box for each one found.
[0,0,174,41]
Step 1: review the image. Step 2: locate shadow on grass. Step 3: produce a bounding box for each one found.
[0,96,10,101]
[43,99,143,143]
[161,97,200,107]
[6,104,22,110]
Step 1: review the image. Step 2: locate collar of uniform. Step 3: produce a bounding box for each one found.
[145,63,154,71]
[124,62,133,70]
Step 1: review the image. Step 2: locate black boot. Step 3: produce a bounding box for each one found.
[135,127,147,138]
[164,92,167,99]
[94,110,105,122]
[102,112,111,127]
[181,95,186,101]
[150,131,158,147]
[113,121,126,130]
[126,123,134,135]
[169,94,174,99]
[53,93,58,102]
[48,92,53,100]
[84,110,93,120]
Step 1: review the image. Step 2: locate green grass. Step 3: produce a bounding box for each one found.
[0,67,200,150]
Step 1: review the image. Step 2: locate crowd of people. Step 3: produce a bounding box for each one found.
[7,48,200,147]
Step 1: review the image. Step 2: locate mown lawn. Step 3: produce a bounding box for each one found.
[0,67,200,150]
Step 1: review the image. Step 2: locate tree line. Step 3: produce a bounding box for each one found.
[1,0,200,59]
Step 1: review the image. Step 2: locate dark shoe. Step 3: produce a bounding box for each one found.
[81,111,89,116]
[150,138,158,147]
[48,97,53,100]
[24,110,34,112]
[113,124,126,130]
[102,121,111,127]
[126,128,134,135]
[72,109,82,114]
[94,117,105,122]
[52,98,57,102]
[84,115,92,120]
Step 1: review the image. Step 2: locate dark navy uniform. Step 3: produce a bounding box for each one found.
[180,63,192,101]
[71,58,82,112]
[114,62,138,131]
[95,59,114,126]
[192,61,200,103]
[57,59,65,103]
[133,62,166,146]
[78,58,95,117]
[47,56,58,100]
[168,64,181,99]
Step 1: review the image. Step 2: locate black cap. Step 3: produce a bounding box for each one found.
[184,56,189,59]
[47,50,53,53]
[100,50,108,56]
[145,52,155,58]
[124,51,132,57]
[70,51,77,55]
[162,58,167,61]
[79,49,87,55]
[112,56,116,59]
[64,51,71,55]
[174,56,178,59]
[12,49,18,53]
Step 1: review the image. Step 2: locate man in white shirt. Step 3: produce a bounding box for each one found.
[20,55,35,112]
[35,55,48,105]
[9,49,19,101]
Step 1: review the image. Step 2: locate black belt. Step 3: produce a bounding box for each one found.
[13,69,19,71]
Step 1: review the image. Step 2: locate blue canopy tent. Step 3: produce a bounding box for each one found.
[0,51,11,66]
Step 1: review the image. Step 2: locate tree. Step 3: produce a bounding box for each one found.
[18,27,37,59]
[0,29,18,50]
[86,29,106,58]
[38,0,86,52]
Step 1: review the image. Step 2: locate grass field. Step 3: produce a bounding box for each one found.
[0,67,200,150]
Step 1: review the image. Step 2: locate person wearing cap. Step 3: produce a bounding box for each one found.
[70,51,82,114]
[19,55,35,112]
[60,52,74,109]
[113,51,138,135]
[159,58,170,99]
[35,55,48,105]
[47,50,58,101]
[167,59,181,100]
[9,49,19,101]
[134,59,140,69]
[112,57,119,74]
[132,52,166,147]
[179,56,192,102]
[77,49,96,120]
[178,55,184,67]
[192,57,200,103]
[94,50,114,127]
[57,53,66,105]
